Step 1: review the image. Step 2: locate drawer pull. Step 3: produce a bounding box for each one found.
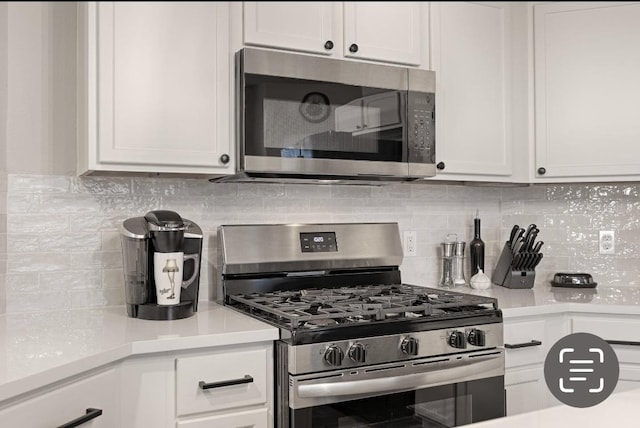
[57,408,103,428]
[505,340,542,349]
[199,375,253,390]
[606,340,640,347]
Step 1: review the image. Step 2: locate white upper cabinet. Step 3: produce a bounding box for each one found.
[430,2,513,181]
[243,2,338,55]
[343,2,422,66]
[242,2,428,67]
[534,2,640,181]
[78,2,234,176]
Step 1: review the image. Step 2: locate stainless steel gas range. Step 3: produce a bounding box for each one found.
[218,223,505,428]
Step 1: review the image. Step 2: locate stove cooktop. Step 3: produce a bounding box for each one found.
[228,284,499,331]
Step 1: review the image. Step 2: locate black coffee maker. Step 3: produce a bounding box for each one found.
[120,210,203,320]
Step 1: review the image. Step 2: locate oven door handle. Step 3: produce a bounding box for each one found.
[296,353,503,399]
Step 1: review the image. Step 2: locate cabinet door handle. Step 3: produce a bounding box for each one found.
[349,43,359,53]
[606,340,640,347]
[505,340,542,349]
[199,375,253,390]
[57,408,103,428]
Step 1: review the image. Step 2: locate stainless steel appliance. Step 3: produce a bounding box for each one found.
[120,210,203,320]
[216,48,436,184]
[218,223,505,427]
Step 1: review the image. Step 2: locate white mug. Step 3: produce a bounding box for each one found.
[153,252,199,305]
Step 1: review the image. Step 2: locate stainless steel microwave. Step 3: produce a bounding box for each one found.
[227,48,436,184]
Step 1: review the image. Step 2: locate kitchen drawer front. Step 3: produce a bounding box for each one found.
[176,347,268,416]
[0,368,118,427]
[572,316,640,343]
[618,364,640,393]
[572,315,640,364]
[177,407,268,428]
[504,319,547,368]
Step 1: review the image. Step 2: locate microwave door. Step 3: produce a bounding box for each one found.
[244,79,408,177]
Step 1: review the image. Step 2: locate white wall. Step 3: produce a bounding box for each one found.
[1,1,9,314]
[6,2,76,175]
[2,3,640,315]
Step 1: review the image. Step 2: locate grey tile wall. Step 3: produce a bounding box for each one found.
[0,173,7,314]
[4,174,640,314]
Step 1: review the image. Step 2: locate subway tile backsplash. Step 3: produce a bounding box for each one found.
[3,174,640,314]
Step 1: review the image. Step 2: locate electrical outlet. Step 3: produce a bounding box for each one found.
[599,230,615,255]
[404,231,417,256]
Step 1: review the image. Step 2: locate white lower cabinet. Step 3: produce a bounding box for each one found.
[119,342,273,428]
[571,314,640,394]
[504,366,547,416]
[503,314,568,416]
[173,343,274,428]
[0,342,273,428]
[176,347,269,417]
[0,367,119,427]
[176,407,268,428]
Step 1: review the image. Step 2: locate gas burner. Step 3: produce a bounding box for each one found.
[229,284,498,331]
[303,318,339,329]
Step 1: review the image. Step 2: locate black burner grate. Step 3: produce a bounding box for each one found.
[229,284,498,330]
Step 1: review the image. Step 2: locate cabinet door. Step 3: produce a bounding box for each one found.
[504,366,549,416]
[430,2,512,179]
[343,2,424,66]
[176,347,268,416]
[534,2,640,180]
[0,368,118,427]
[618,365,640,393]
[82,2,232,175]
[243,2,337,55]
[177,407,268,428]
[504,319,547,369]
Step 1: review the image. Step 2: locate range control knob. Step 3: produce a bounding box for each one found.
[348,343,366,363]
[401,337,419,356]
[468,329,486,347]
[448,331,467,349]
[324,346,344,366]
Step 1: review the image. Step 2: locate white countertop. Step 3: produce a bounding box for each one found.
[460,283,640,317]
[1,284,639,407]
[0,302,278,403]
[467,387,640,427]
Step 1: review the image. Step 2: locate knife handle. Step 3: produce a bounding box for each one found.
[509,225,520,246]
[532,241,543,253]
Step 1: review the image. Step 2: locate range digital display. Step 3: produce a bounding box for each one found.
[300,232,338,253]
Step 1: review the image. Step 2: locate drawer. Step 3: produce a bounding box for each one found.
[504,319,547,368]
[572,316,640,364]
[572,316,640,343]
[0,368,118,427]
[177,407,268,428]
[176,347,268,416]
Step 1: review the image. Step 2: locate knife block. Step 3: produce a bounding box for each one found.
[492,242,535,289]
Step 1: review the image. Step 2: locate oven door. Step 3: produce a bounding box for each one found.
[284,350,505,428]
[237,48,435,180]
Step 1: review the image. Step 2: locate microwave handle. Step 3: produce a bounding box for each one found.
[297,352,503,399]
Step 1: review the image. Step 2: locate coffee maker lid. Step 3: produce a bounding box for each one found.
[144,210,190,232]
[121,211,203,239]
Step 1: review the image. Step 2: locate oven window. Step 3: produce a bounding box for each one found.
[244,74,407,162]
[289,376,504,428]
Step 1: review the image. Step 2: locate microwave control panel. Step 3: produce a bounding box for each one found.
[408,92,435,165]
